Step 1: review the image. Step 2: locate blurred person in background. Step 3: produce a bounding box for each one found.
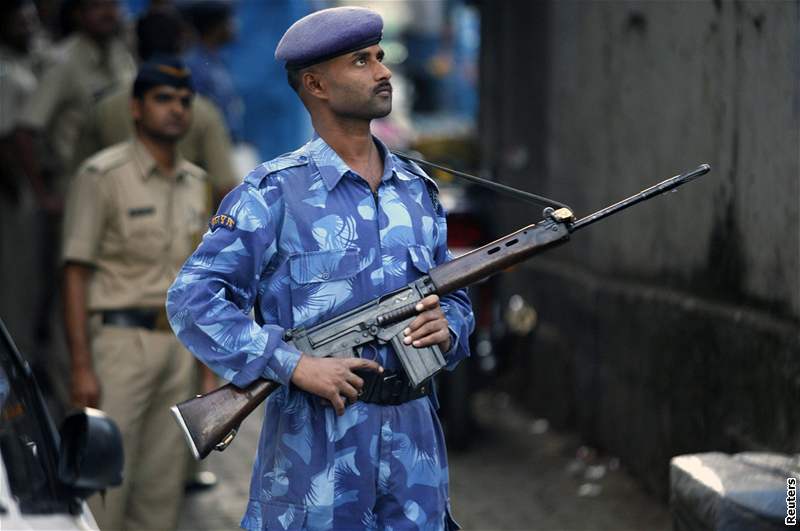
[11,0,135,417]
[73,5,238,202]
[15,0,135,212]
[0,0,41,204]
[182,0,244,144]
[62,57,209,530]
[0,0,47,393]
[220,0,312,162]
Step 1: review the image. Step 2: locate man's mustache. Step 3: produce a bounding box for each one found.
[374,82,393,94]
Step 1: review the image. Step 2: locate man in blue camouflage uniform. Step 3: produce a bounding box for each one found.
[167,7,474,530]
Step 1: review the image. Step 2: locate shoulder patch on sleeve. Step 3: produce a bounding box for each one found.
[209,213,236,231]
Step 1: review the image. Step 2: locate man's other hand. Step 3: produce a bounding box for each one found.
[290,356,383,415]
[71,365,101,408]
[403,294,452,352]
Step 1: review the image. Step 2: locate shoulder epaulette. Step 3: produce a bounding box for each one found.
[180,160,207,182]
[244,149,309,186]
[393,154,442,212]
[394,155,440,193]
[80,142,130,175]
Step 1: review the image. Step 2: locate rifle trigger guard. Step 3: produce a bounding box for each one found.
[215,428,238,452]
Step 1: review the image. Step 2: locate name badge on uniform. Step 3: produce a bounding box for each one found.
[209,214,236,232]
[129,206,155,217]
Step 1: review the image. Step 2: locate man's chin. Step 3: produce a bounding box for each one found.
[146,130,185,143]
[370,102,392,119]
[334,100,392,121]
[160,123,189,139]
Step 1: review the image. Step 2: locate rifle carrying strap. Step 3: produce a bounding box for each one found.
[392,150,571,211]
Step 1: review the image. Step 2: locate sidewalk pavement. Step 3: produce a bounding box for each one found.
[178,391,670,531]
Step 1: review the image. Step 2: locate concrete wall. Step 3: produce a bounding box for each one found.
[479,0,800,499]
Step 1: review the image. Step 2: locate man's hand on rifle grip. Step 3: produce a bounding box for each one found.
[290,355,383,416]
[403,294,452,353]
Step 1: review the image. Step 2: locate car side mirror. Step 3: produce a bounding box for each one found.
[58,408,123,497]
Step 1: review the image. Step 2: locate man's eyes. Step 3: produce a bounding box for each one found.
[153,95,193,107]
[354,56,383,66]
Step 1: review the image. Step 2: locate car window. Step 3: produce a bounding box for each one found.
[0,323,69,514]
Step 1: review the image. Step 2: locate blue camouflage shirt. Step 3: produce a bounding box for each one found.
[167,134,474,530]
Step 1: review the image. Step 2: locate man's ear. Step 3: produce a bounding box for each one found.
[130,97,142,122]
[302,69,328,101]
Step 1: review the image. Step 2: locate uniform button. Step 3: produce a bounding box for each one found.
[320,272,330,280]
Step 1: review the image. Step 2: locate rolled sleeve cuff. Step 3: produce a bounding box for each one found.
[441,302,471,368]
[263,343,302,386]
[61,238,96,266]
[444,325,459,355]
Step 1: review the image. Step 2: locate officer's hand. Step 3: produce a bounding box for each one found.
[71,365,101,408]
[290,356,383,416]
[404,294,452,352]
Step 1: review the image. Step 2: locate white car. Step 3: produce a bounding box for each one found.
[0,320,123,530]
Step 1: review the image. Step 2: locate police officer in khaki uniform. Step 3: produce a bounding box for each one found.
[62,57,208,531]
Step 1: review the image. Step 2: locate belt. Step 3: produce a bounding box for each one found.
[355,369,431,406]
[100,308,171,332]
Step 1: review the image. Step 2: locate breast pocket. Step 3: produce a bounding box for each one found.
[288,248,362,327]
[124,210,168,263]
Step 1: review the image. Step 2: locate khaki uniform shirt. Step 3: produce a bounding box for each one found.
[18,34,135,183]
[72,87,238,190]
[62,140,209,311]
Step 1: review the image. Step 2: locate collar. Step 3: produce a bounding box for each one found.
[306,133,397,191]
[132,139,187,182]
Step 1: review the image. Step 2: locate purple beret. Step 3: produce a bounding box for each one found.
[275,6,383,70]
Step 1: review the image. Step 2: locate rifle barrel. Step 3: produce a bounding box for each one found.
[569,164,710,233]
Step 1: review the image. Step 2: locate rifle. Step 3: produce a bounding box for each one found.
[171,163,710,459]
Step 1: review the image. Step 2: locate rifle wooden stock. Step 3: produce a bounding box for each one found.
[171,379,279,459]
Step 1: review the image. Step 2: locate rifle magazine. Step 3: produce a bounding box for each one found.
[391,332,446,388]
